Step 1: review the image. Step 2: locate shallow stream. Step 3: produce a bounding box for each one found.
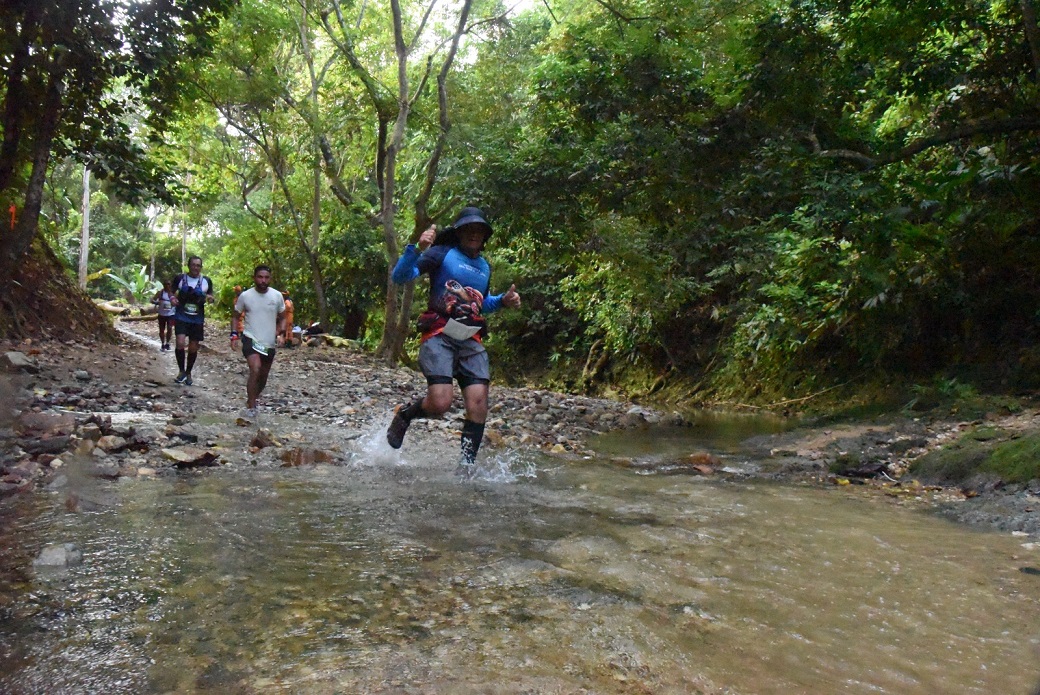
[1,418,1039,694]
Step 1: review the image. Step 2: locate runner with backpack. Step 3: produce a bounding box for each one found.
[170,255,215,386]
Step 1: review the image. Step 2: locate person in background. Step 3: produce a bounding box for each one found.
[170,255,215,386]
[150,280,176,351]
[282,291,295,348]
[385,206,521,475]
[231,285,245,350]
[231,265,286,419]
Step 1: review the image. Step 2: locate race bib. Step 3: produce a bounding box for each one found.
[441,318,481,341]
[251,340,269,356]
[184,303,199,316]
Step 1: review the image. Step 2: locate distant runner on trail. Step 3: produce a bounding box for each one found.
[170,255,215,386]
[281,291,295,347]
[386,206,522,475]
[232,265,286,420]
[150,280,176,352]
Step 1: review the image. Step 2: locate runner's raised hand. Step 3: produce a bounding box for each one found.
[502,284,521,309]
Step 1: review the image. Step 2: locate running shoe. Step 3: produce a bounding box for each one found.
[175,371,187,384]
[184,375,193,386]
[386,405,411,449]
[241,407,257,420]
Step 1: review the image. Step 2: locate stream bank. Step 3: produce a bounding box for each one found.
[1,319,1038,538]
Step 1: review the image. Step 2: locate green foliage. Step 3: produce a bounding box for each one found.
[15,0,1040,404]
[105,265,162,304]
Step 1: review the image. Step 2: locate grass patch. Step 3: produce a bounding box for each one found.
[910,437,993,485]
[911,428,1040,485]
[982,434,1040,484]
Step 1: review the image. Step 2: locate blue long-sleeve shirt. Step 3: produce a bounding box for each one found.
[392,244,505,314]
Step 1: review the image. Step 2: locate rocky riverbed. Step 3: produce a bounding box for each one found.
[1,319,1038,539]
[0,320,674,489]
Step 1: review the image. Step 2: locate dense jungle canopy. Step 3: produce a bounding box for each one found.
[2,0,1040,405]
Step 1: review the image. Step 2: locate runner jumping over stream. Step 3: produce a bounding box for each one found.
[386,207,521,475]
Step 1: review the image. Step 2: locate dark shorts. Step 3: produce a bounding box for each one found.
[418,334,490,389]
[242,335,276,363]
[175,321,205,343]
[157,314,175,330]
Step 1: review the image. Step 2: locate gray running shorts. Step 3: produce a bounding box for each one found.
[419,334,490,388]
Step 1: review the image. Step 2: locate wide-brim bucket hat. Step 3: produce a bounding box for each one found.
[434,206,493,246]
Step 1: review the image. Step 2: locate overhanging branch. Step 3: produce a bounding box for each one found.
[808,116,1040,169]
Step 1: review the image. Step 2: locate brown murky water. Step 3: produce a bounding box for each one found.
[1,423,1039,694]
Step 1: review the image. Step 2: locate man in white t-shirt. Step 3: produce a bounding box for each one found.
[231,265,286,419]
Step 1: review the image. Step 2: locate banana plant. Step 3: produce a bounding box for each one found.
[105,265,162,305]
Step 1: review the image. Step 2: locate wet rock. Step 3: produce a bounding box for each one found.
[77,423,103,441]
[279,447,335,467]
[92,461,122,479]
[1,351,39,374]
[15,411,76,436]
[618,407,648,428]
[4,460,40,481]
[74,438,96,456]
[250,430,281,450]
[45,474,68,491]
[96,435,128,453]
[161,446,219,468]
[33,543,82,567]
[21,434,72,455]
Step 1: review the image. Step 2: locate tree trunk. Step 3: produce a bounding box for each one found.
[1023,0,1040,82]
[78,166,90,289]
[390,4,472,360]
[373,0,411,362]
[0,6,40,194]
[373,0,473,363]
[0,72,63,281]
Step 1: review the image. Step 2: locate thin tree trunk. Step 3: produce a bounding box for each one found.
[78,165,90,289]
[379,0,474,362]
[1023,0,1040,82]
[373,0,411,361]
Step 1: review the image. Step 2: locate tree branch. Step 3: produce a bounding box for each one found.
[809,117,1040,169]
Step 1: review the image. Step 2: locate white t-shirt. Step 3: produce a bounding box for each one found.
[235,287,285,346]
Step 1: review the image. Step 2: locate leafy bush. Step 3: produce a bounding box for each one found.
[106,265,161,304]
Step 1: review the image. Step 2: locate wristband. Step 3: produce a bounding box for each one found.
[230,331,239,338]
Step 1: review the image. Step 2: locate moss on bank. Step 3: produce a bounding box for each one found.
[911,426,1040,486]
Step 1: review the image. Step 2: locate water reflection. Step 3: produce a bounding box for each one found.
[0,442,1038,694]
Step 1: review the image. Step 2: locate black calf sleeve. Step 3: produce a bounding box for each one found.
[175,348,186,373]
[186,351,198,374]
[460,419,485,466]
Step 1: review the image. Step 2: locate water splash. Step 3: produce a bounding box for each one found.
[349,412,405,468]
[462,448,540,483]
